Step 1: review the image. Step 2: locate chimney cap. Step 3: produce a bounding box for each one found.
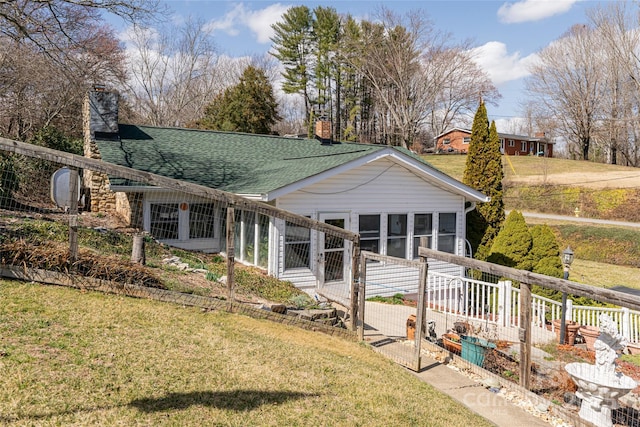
[93,84,106,92]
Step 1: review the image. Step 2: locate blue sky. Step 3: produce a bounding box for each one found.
[119,0,604,131]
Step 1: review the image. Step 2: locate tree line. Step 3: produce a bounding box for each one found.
[1,1,640,166]
[525,2,640,166]
[270,6,499,149]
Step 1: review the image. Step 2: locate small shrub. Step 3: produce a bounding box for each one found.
[205,271,220,282]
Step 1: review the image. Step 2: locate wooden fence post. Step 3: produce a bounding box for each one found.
[519,282,532,389]
[416,236,429,371]
[131,234,146,264]
[350,238,361,332]
[68,168,78,263]
[357,251,367,341]
[226,206,235,304]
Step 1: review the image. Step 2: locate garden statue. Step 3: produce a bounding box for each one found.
[565,314,637,427]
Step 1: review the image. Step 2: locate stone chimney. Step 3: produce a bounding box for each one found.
[83,86,119,213]
[315,120,332,145]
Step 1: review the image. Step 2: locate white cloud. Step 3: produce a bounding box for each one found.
[497,0,579,24]
[469,41,538,86]
[204,3,290,45]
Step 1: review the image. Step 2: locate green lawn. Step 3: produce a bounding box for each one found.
[422,154,639,181]
[0,280,492,427]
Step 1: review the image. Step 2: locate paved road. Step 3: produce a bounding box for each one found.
[514,210,640,228]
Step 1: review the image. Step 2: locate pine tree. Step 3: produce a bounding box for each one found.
[463,102,505,260]
[197,66,280,135]
[270,6,314,125]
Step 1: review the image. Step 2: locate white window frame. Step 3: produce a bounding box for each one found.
[463,137,471,144]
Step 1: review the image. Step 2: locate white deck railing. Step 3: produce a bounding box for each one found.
[425,271,640,344]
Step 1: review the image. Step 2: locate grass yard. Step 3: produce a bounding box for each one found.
[0,280,492,427]
[423,154,640,183]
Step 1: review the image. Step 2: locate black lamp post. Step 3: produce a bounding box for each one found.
[560,246,574,344]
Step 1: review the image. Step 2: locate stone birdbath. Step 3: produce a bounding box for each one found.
[565,314,638,427]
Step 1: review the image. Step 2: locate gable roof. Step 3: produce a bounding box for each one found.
[97,124,488,203]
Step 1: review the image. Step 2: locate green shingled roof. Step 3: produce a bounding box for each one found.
[97,125,388,195]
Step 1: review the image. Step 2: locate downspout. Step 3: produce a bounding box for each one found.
[464,201,476,258]
[465,201,476,214]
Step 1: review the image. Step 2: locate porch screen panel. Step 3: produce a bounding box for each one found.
[413,213,432,258]
[258,214,269,268]
[285,221,310,269]
[243,211,256,262]
[150,203,179,240]
[437,212,456,254]
[387,214,407,258]
[359,214,380,253]
[189,203,216,239]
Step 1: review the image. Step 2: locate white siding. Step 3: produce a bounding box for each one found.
[277,158,464,214]
[275,158,468,284]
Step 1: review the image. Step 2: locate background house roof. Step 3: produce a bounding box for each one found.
[97,124,487,201]
[436,128,554,144]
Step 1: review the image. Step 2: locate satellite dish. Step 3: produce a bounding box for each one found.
[50,167,81,209]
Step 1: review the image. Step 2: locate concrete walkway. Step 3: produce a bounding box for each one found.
[361,301,561,426]
[367,336,556,427]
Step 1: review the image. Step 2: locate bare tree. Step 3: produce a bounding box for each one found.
[589,3,640,167]
[425,46,500,139]
[0,0,161,58]
[525,24,605,160]
[0,23,126,140]
[123,19,224,127]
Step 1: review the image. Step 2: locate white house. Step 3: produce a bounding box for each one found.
[84,89,489,300]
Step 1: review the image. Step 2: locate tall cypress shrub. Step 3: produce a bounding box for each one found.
[463,102,505,260]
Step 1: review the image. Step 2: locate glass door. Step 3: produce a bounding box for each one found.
[319,213,349,285]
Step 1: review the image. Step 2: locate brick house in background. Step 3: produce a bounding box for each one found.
[434,128,554,157]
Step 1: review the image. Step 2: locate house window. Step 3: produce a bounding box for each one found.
[437,213,456,254]
[463,137,471,144]
[521,141,527,151]
[413,213,433,259]
[359,214,380,253]
[285,220,310,269]
[443,138,451,145]
[189,203,216,239]
[508,139,515,147]
[150,203,179,240]
[387,214,407,258]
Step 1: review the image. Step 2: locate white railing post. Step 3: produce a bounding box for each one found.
[566,299,573,322]
[497,280,505,326]
[622,307,630,340]
[505,281,512,327]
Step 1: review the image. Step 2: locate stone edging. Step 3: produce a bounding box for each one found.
[421,340,590,427]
